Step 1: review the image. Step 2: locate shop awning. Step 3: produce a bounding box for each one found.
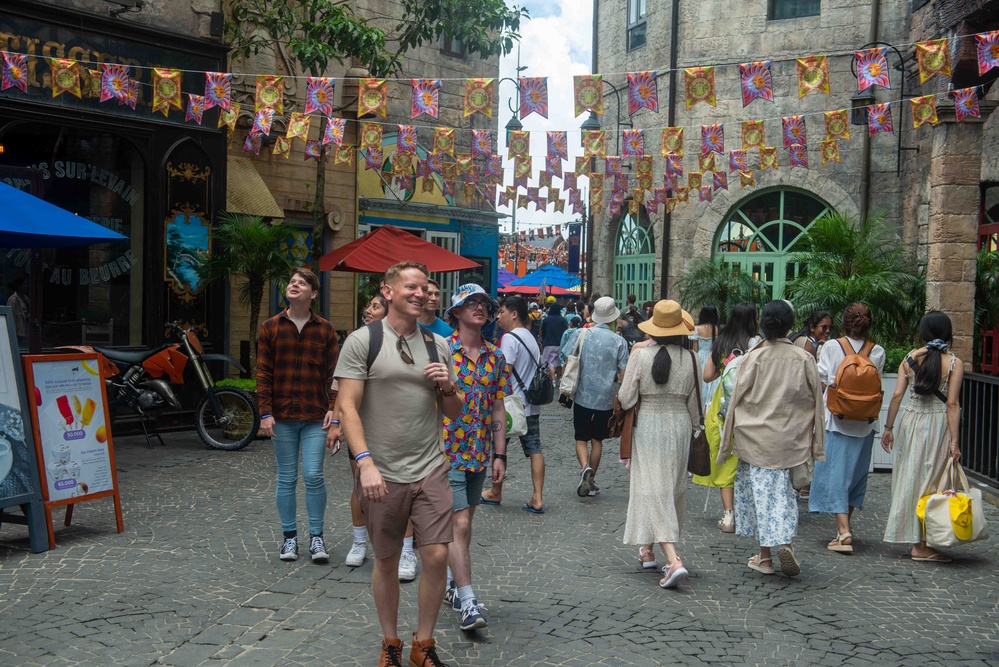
[226,156,284,219]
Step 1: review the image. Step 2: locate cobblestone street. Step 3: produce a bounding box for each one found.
[1,406,997,666]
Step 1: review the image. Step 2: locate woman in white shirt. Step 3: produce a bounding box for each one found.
[808,303,885,553]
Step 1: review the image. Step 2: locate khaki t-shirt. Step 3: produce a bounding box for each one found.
[335,321,456,483]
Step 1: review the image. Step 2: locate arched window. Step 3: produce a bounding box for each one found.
[713,188,832,300]
[613,206,655,307]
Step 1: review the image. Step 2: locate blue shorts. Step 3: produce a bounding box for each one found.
[519,414,543,456]
[448,467,488,512]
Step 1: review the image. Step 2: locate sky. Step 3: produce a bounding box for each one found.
[495,0,592,237]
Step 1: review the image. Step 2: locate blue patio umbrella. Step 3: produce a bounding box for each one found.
[497,268,516,288]
[506,264,581,290]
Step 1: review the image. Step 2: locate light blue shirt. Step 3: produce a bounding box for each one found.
[423,317,453,339]
[559,323,629,411]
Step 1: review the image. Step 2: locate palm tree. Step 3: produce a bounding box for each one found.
[676,257,767,322]
[974,247,999,368]
[784,211,924,342]
[199,213,296,376]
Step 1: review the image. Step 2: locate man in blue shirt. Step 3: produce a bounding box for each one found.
[419,278,454,338]
[540,302,568,385]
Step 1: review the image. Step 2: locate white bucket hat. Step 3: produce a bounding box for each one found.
[590,296,621,324]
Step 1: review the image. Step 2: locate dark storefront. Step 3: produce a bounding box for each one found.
[0,2,227,353]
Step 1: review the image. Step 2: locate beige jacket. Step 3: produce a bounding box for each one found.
[718,338,825,470]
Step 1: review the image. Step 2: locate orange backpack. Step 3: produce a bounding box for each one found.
[826,338,884,423]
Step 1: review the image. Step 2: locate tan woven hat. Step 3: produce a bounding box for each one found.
[638,300,695,337]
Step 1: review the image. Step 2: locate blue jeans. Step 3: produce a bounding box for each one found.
[272,420,327,536]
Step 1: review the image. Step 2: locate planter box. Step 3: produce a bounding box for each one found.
[871,373,898,473]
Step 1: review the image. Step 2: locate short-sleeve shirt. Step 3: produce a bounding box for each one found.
[424,317,453,339]
[499,328,542,417]
[816,336,886,437]
[443,332,511,472]
[558,323,630,411]
[334,320,456,484]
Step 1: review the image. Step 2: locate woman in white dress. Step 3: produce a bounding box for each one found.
[619,300,700,589]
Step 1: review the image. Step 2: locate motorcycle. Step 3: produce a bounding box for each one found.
[63,321,259,451]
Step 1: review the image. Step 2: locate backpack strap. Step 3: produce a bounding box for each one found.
[418,325,439,364]
[906,354,949,404]
[505,330,541,393]
[858,339,875,358]
[366,319,384,373]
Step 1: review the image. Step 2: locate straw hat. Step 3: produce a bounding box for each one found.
[590,296,621,324]
[638,300,695,337]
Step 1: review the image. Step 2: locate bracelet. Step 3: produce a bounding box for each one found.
[438,382,457,397]
[884,425,893,431]
[330,419,340,425]
[261,414,272,420]
[354,451,372,462]
[493,454,507,462]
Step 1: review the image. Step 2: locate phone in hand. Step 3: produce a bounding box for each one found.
[558,394,573,409]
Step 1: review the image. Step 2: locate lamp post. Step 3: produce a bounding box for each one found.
[505,110,524,276]
[579,111,601,297]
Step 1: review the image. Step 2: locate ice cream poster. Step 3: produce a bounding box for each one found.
[27,357,113,502]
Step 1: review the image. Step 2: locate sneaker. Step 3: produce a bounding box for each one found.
[577,466,593,497]
[398,551,418,582]
[279,536,298,561]
[459,599,488,631]
[659,558,689,589]
[345,541,367,567]
[409,634,450,667]
[309,535,329,563]
[443,581,461,611]
[587,481,600,496]
[378,637,404,667]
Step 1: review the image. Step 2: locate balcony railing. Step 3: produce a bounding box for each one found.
[960,372,999,487]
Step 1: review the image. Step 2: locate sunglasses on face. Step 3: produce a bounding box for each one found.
[397,336,414,365]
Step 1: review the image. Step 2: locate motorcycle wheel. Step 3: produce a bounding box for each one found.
[195,388,259,451]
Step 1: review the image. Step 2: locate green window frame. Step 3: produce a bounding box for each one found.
[613,207,656,307]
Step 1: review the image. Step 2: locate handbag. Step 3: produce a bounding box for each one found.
[504,395,528,438]
[608,396,639,459]
[559,330,587,399]
[506,331,554,405]
[790,459,814,489]
[917,459,990,548]
[686,349,711,476]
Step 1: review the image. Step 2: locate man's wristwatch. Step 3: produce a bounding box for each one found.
[438,382,457,397]
[493,454,507,462]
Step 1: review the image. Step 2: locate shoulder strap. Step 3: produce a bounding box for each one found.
[366,319,384,372]
[836,337,851,356]
[906,354,948,403]
[506,330,543,368]
[418,325,439,364]
[858,339,875,358]
[688,348,704,422]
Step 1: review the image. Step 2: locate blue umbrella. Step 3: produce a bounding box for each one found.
[506,264,581,290]
[0,181,128,248]
[497,268,516,288]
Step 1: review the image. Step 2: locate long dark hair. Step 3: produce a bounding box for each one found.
[697,305,719,339]
[711,303,758,367]
[914,311,952,396]
[759,300,795,340]
[796,310,830,338]
[650,336,687,385]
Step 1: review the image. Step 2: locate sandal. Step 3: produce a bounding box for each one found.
[659,557,688,589]
[827,532,854,553]
[776,545,801,577]
[747,554,775,574]
[717,509,735,534]
[639,547,658,570]
[911,552,952,563]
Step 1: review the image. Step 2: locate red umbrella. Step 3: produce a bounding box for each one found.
[319,224,480,273]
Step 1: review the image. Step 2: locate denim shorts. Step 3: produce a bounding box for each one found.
[448,467,488,512]
[519,414,543,456]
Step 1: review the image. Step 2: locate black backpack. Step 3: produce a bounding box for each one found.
[505,331,554,406]
[365,319,439,371]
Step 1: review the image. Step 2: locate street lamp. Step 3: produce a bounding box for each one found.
[505,110,524,276]
[579,113,600,298]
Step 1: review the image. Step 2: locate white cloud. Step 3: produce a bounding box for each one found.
[496,0,592,235]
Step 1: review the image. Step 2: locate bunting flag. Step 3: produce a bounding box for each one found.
[701,124,724,155]
[545,155,563,178]
[82,67,101,98]
[699,153,716,173]
[547,131,568,161]
[548,187,561,204]
[361,122,383,152]
[527,187,541,207]
[486,155,503,180]
[856,48,891,92]
[554,199,566,213]
[976,31,999,76]
[684,67,716,109]
[573,74,604,116]
[455,154,472,178]
[664,198,677,214]
[323,117,346,146]
[497,188,511,207]
[637,172,653,193]
[305,76,335,115]
[729,149,747,173]
[915,39,951,84]
[636,155,653,177]
[397,125,418,153]
[422,177,436,195]
[575,156,591,175]
[508,130,530,158]
[122,79,139,109]
[821,140,840,165]
[662,127,684,156]
[218,104,240,130]
[583,130,606,158]
[605,156,622,176]
[824,110,850,141]
[358,78,388,118]
[204,72,231,111]
[152,68,182,115]
[627,71,658,115]
[286,113,311,141]
[255,75,284,113]
[517,194,529,210]
[513,158,532,188]
[688,172,703,191]
[243,132,262,155]
[760,146,779,170]
[50,58,81,99]
[464,78,494,118]
[627,199,640,215]
[868,102,893,136]
[364,148,383,171]
[443,163,456,183]
[739,170,756,188]
[782,115,807,148]
[100,63,130,103]
[739,60,773,107]
[953,87,981,122]
[797,55,830,98]
[666,152,684,178]
[699,186,712,203]
[335,146,355,166]
[518,76,549,119]
[675,187,689,203]
[589,173,604,194]
[713,171,728,191]
[426,153,444,174]
[564,172,577,190]
[472,129,492,159]
[789,144,808,168]
[411,78,440,119]
[251,108,274,135]
[394,151,416,174]
[910,95,938,129]
[741,120,765,150]
[186,94,205,124]
[1,52,28,93]
[273,136,291,159]
[304,140,322,162]
[622,129,645,157]
[433,128,455,156]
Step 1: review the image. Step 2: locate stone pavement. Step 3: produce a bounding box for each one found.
[0,406,997,667]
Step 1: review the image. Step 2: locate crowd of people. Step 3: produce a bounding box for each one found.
[255,263,966,667]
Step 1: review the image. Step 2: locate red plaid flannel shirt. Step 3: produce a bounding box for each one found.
[256,310,339,420]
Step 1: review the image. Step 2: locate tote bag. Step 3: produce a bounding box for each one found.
[917,459,990,549]
[504,395,528,438]
[559,330,587,399]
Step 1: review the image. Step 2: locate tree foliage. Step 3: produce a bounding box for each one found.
[676,257,768,323]
[784,211,925,344]
[974,248,999,368]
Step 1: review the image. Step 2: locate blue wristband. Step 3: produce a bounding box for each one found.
[354,451,371,462]
[330,419,340,425]
[261,414,272,420]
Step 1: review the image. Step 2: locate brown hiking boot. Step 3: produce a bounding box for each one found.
[409,634,450,667]
[378,637,404,667]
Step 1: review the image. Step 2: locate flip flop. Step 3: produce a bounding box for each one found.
[912,553,952,563]
[480,497,501,506]
[521,503,545,514]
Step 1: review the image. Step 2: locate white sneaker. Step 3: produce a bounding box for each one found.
[398,551,418,581]
[344,540,367,567]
